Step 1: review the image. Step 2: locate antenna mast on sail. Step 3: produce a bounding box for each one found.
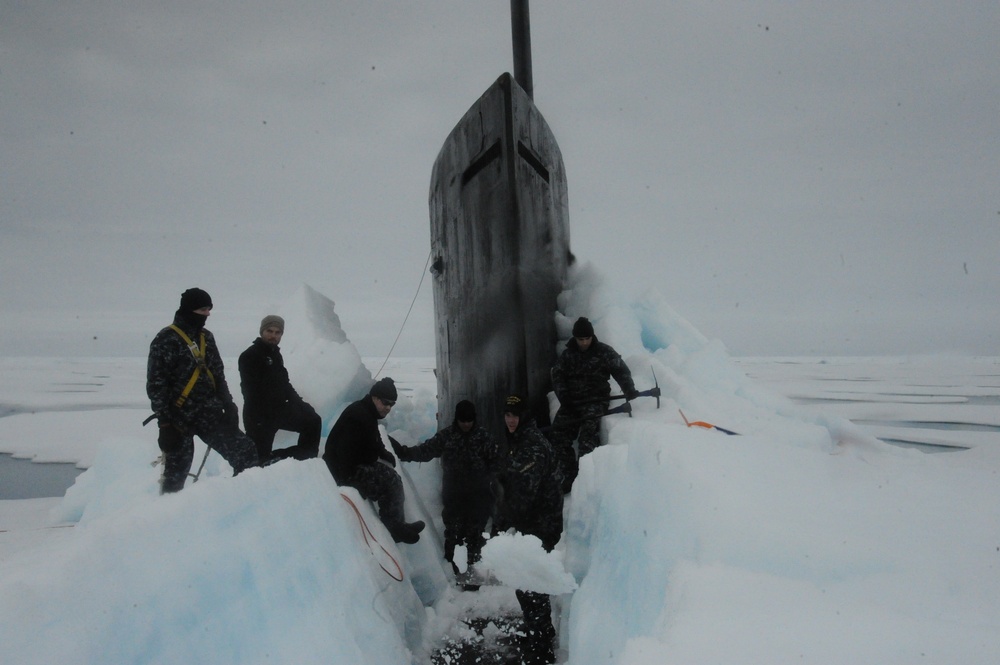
[511,0,533,99]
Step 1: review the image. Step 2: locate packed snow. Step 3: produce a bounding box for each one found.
[2,265,1000,664]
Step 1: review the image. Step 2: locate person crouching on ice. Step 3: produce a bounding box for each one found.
[322,377,425,544]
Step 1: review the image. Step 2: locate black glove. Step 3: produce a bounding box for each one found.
[625,389,640,400]
[223,403,240,429]
[157,423,184,454]
[378,448,396,466]
[388,436,409,461]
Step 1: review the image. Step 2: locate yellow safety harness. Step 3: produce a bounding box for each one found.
[169,324,216,408]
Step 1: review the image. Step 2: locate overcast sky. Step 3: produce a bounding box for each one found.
[2,1,998,358]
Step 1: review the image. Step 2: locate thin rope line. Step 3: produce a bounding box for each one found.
[340,493,404,581]
[374,249,432,379]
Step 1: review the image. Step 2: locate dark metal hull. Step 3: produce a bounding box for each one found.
[429,73,571,438]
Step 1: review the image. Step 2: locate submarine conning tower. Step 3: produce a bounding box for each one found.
[428,72,571,440]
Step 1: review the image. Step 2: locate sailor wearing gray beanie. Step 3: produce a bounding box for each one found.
[238,314,321,463]
[259,314,285,336]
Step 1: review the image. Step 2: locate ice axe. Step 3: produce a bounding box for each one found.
[679,409,740,436]
[541,400,633,434]
[144,414,212,481]
[604,401,633,418]
[571,370,661,409]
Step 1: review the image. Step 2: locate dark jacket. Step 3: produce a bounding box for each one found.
[395,421,501,507]
[551,335,636,405]
[147,312,235,431]
[496,414,564,551]
[323,396,394,484]
[238,338,306,424]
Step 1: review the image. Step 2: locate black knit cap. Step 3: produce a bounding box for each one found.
[572,316,594,338]
[179,288,213,312]
[502,394,526,415]
[454,400,476,422]
[370,377,398,402]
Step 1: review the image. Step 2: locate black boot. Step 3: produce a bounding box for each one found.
[388,520,425,544]
[515,590,556,664]
[516,630,556,665]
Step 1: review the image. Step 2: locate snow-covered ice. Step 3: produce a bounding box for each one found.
[2,267,999,664]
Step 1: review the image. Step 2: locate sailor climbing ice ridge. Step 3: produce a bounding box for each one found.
[146,288,259,493]
[549,316,637,493]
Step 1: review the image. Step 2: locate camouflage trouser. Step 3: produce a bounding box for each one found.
[344,462,407,531]
[160,422,259,493]
[549,401,607,492]
[442,507,490,569]
[515,589,556,664]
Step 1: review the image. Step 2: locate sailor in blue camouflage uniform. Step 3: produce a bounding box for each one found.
[392,400,501,573]
[550,316,638,493]
[494,394,563,665]
[146,288,259,493]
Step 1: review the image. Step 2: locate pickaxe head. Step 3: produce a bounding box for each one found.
[650,369,661,408]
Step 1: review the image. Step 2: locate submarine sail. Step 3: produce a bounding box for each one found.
[428,72,571,437]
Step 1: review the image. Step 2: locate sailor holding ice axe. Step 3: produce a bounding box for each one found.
[549,317,659,493]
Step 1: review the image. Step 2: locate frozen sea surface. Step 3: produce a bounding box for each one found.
[738,356,1000,452]
[2,356,998,499]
